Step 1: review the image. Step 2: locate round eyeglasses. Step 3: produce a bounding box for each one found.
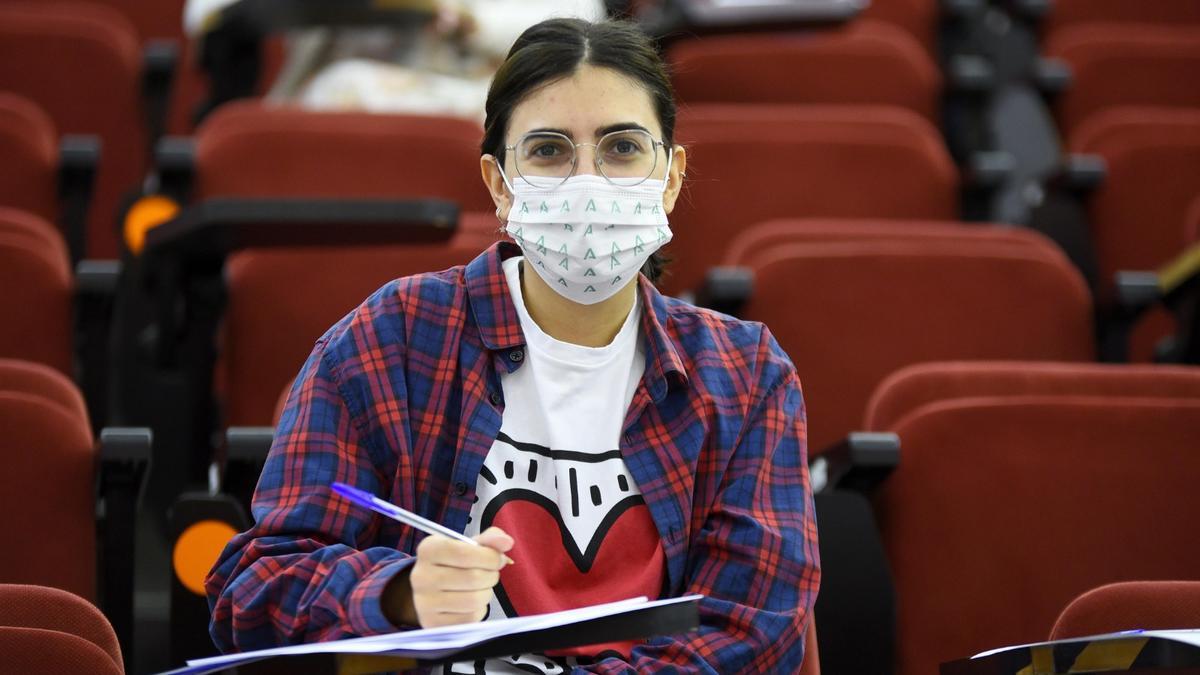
[506,128,669,188]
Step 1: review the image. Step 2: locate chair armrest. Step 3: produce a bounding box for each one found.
[76,260,122,433]
[812,432,900,495]
[695,266,753,316]
[154,136,196,203]
[224,426,275,510]
[142,40,179,151]
[948,54,997,94]
[97,427,151,672]
[58,135,101,266]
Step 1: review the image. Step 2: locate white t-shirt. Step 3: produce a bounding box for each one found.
[443,257,665,674]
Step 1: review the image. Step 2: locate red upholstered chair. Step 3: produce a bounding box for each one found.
[0,208,74,376]
[0,583,122,672]
[192,101,494,211]
[0,94,59,227]
[1046,25,1200,136]
[223,214,501,425]
[721,219,1093,453]
[1050,581,1200,640]
[0,360,96,600]
[668,21,941,123]
[859,0,939,56]
[669,105,958,295]
[1068,107,1200,299]
[1043,0,1200,35]
[862,362,1200,675]
[0,628,123,675]
[0,2,147,258]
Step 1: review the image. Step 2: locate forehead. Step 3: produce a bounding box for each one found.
[506,64,662,141]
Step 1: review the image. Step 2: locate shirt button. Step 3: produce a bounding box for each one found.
[454,482,468,496]
[508,348,525,363]
[489,391,502,406]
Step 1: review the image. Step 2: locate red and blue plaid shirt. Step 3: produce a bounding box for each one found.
[206,242,820,672]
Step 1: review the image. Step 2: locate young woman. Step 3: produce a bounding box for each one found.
[207,18,820,673]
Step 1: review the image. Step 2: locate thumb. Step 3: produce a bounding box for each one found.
[474,526,515,554]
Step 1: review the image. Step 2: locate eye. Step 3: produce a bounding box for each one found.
[531,143,562,158]
[612,139,641,155]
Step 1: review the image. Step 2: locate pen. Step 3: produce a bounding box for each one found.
[331,482,480,546]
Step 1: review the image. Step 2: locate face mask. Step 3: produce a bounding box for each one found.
[502,173,673,305]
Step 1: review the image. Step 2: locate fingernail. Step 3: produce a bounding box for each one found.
[504,556,515,566]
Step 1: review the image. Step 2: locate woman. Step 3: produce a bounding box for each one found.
[207,18,820,673]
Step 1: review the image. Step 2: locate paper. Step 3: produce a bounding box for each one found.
[179,594,702,672]
[972,628,1200,659]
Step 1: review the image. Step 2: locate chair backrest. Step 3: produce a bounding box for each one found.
[0,208,74,375]
[1049,581,1200,640]
[0,360,95,600]
[1068,106,1200,297]
[1043,0,1200,35]
[0,2,146,259]
[193,101,495,211]
[728,219,1093,453]
[0,93,59,226]
[668,21,941,123]
[858,0,938,56]
[0,628,122,675]
[222,215,501,425]
[667,105,958,295]
[865,361,1200,675]
[1047,25,1200,135]
[0,583,121,669]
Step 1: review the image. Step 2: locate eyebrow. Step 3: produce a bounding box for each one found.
[524,122,653,139]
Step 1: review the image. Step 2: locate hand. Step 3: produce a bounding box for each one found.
[384,527,514,628]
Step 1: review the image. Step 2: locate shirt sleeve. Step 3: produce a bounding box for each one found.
[580,331,821,673]
[205,338,414,653]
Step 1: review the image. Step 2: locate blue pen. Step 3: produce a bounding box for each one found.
[331,482,479,546]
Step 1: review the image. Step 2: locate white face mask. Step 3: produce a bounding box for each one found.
[502,172,673,305]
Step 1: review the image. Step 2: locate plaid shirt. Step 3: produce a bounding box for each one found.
[206,242,820,673]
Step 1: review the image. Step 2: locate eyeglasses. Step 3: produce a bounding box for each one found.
[505,128,669,188]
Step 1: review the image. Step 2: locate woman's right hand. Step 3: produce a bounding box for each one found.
[385,527,514,628]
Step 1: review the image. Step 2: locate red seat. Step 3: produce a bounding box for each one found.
[0,94,59,228]
[193,101,494,211]
[0,2,147,259]
[859,0,939,56]
[668,21,941,123]
[1043,0,1200,35]
[0,208,74,375]
[725,220,1093,453]
[1046,25,1200,136]
[0,360,96,600]
[0,583,122,671]
[1050,581,1200,640]
[224,215,500,425]
[1068,107,1200,298]
[0,628,123,675]
[864,362,1200,675]
[668,105,958,295]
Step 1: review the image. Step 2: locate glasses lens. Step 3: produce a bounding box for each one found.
[597,130,658,184]
[514,133,575,182]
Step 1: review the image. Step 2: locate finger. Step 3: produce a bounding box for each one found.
[420,536,507,570]
[430,567,500,592]
[427,588,493,614]
[474,527,514,552]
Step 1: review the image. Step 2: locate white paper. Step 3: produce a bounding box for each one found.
[186,595,702,669]
[972,628,1200,659]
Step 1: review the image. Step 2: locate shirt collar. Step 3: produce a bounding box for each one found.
[465,241,688,397]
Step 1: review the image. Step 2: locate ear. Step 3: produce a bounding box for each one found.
[662,144,687,215]
[480,154,512,221]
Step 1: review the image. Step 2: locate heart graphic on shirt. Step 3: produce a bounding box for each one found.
[480,489,665,656]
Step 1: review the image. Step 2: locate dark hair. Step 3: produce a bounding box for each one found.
[482,18,675,283]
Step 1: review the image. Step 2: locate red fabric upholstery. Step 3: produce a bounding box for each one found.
[859,0,938,56]
[0,627,122,675]
[1047,25,1200,136]
[865,362,1200,675]
[726,219,1093,453]
[0,94,58,227]
[668,21,941,122]
[0,209,74,375]
[0,2,146,258]
[0,583,121,668]
[223,214,502,425]
[1068,107,1200,298]
[668,105,958,295]
[194,101,494,211]
[0,361,96,600]
[1050,581,1200,640]
[1044,0,1200,35]
[1186,195,1200,245]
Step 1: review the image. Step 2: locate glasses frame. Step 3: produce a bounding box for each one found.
[504,128,671,189]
